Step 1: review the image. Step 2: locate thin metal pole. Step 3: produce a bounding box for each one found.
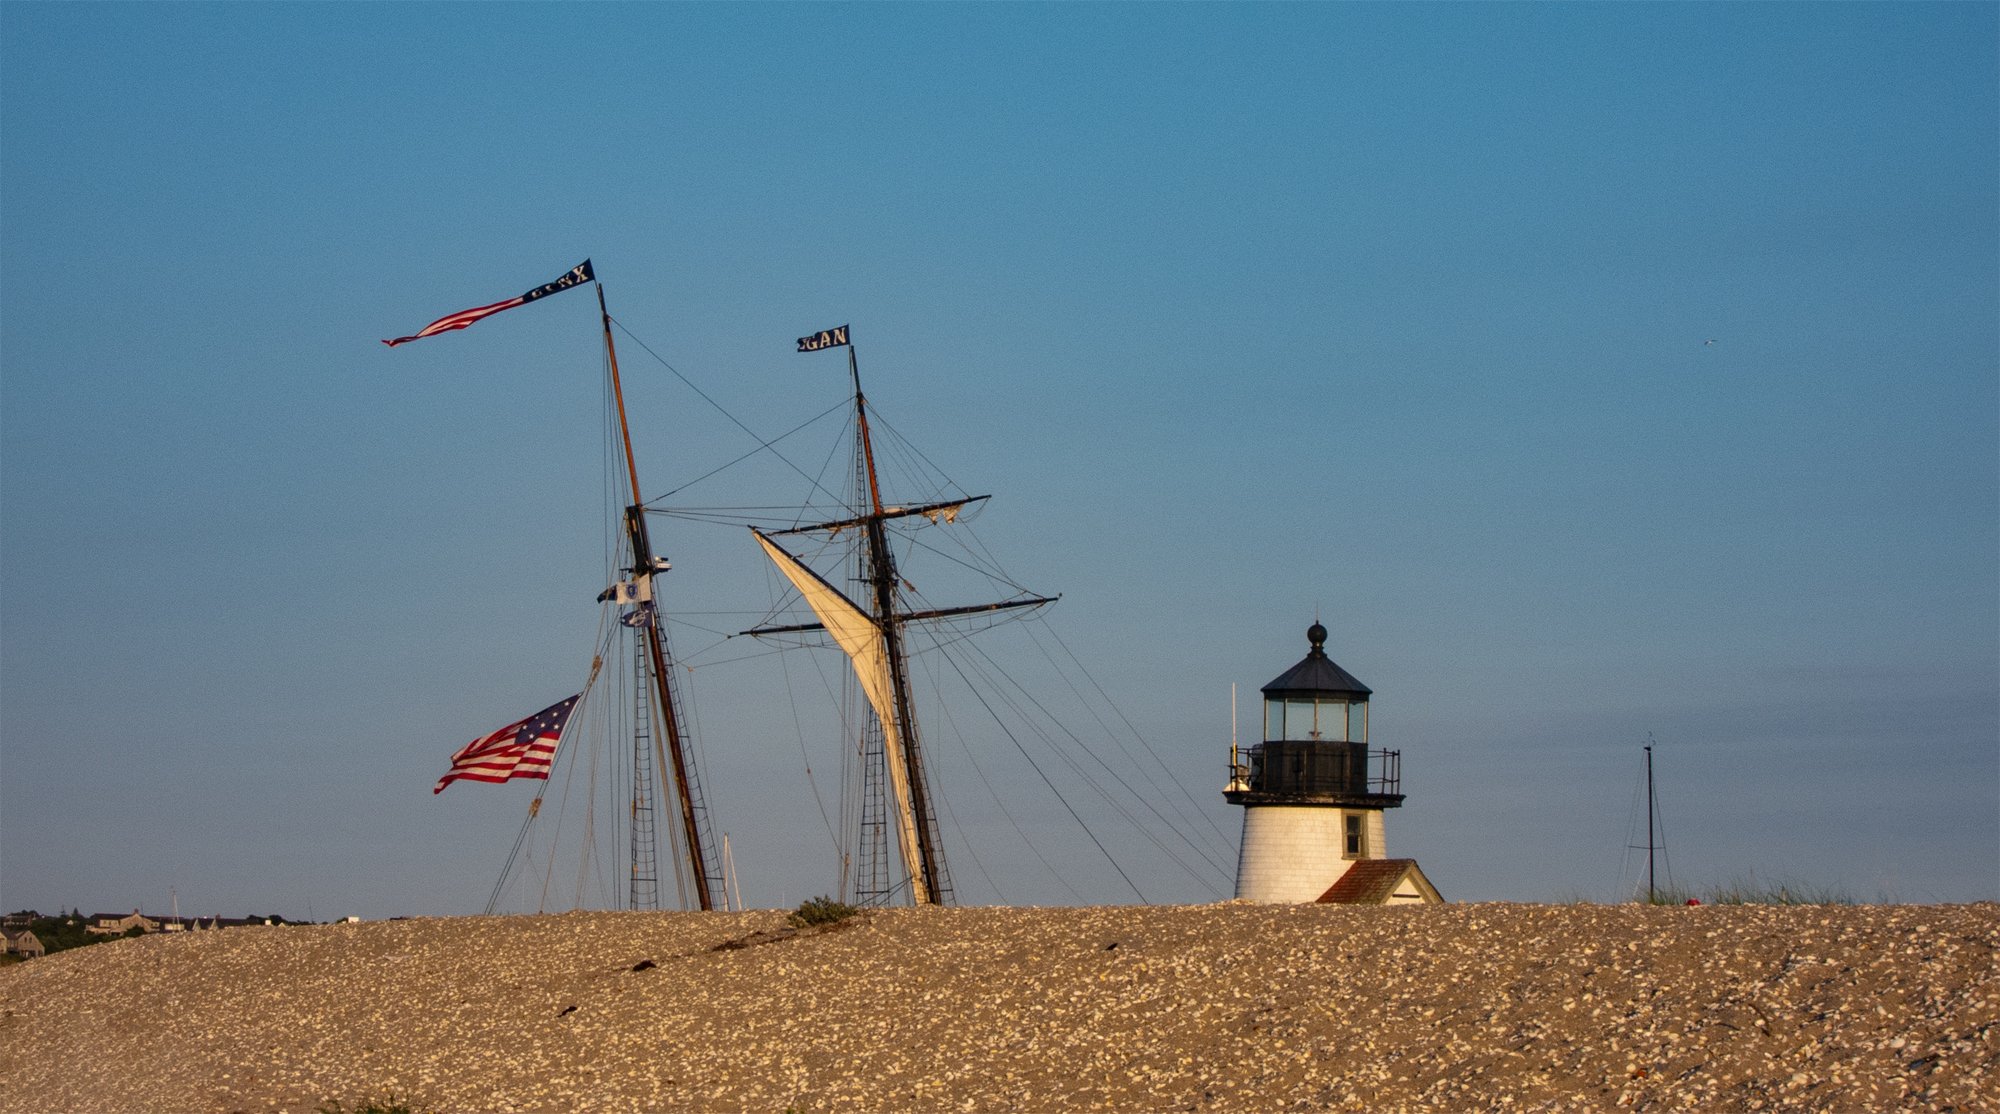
[1645,744,1656,904]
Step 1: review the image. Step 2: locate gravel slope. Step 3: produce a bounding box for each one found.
[2,902,1993,1112]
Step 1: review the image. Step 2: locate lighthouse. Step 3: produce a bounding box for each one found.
[1225,622,1442,904]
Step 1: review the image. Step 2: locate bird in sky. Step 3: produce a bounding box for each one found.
[1704,339,1717,346]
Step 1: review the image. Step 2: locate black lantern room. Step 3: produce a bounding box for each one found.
[1225,623,1403,808]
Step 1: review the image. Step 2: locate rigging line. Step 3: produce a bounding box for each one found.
[953,516,1046,626]
[659,631,778,671]
[485,796,544,916]
[921,732,1009,906]
[871,426,958,509]
[904,636,996,904]
[1022,618,1232,857]
[608,316,847,507]
[912,648,1073,905]
[934,642,1148,903]
[596,631,628,911]
[577,633,626,911]
[660,617,740,643]
[489,628,614,914]
[649,607,801,616]
[690,642,827,669]
[895,636,987,903]
[877,609,1046,661]
[905,505,1029,585]
[537,693,584,913]
[588,664,612,908]
[948,632,1230,891]
[575,683,604,911]
[1028,618,1238,853]
[835,651,859,903]
[864,404,973,501]
[650,510,846,532]
[953,629,1233,886]
[647,398,851,503]
[663,602,728,910]
[777,626,844,858]
[789,412,859,533]
[890,528,1040,597]
[1619,744,1651,901]
[741,588,803,636]
[651,505,840,519]
[756,547,856,874]
[667,624,708,910]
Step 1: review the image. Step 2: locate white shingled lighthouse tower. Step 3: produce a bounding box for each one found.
[1224,622,1442,905]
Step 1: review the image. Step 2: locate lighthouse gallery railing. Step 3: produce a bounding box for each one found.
[1244,741,1401,799]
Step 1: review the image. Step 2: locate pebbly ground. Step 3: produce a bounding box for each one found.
[1,902,1993,1112]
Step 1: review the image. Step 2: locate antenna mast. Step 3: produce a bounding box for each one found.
[1645,742,1656,904]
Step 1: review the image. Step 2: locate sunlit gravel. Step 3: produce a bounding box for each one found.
[2,902,1993,1112]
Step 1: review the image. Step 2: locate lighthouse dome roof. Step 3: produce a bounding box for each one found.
[1260,623,1372,698]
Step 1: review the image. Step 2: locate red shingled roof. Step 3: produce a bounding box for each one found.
[1315,858,1442,904]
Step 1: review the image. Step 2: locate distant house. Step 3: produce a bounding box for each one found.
[187,915,280,930]
[61,910,288,937]
[85,910,161,936]
[2,929,46,959]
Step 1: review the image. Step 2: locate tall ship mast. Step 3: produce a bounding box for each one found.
[595,284,725,911]
[744,329,1054,906]
[392,260,723,912]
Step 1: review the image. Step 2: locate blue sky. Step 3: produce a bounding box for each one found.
[3,3,1993,918]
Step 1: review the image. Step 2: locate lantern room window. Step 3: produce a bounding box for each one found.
[1268,695,1363,742]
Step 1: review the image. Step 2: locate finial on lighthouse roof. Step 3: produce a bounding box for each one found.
[1262,619,1371,697]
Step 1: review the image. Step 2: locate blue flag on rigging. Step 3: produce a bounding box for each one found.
[432,694,580,794]
[384,260,595,347]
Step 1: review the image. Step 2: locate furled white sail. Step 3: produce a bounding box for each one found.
[750,529,930,903]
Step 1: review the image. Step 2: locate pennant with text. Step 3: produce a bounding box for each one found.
[797,324,850,353]
[384,260,595,347]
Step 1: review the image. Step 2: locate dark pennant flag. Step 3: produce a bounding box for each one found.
[797,324,850,353]
[384,260,595,347]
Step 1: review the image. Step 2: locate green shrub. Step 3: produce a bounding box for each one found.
[787,895,859,928]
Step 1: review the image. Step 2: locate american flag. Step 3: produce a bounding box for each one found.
[432,694,580,794]
[384,260,594,347]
